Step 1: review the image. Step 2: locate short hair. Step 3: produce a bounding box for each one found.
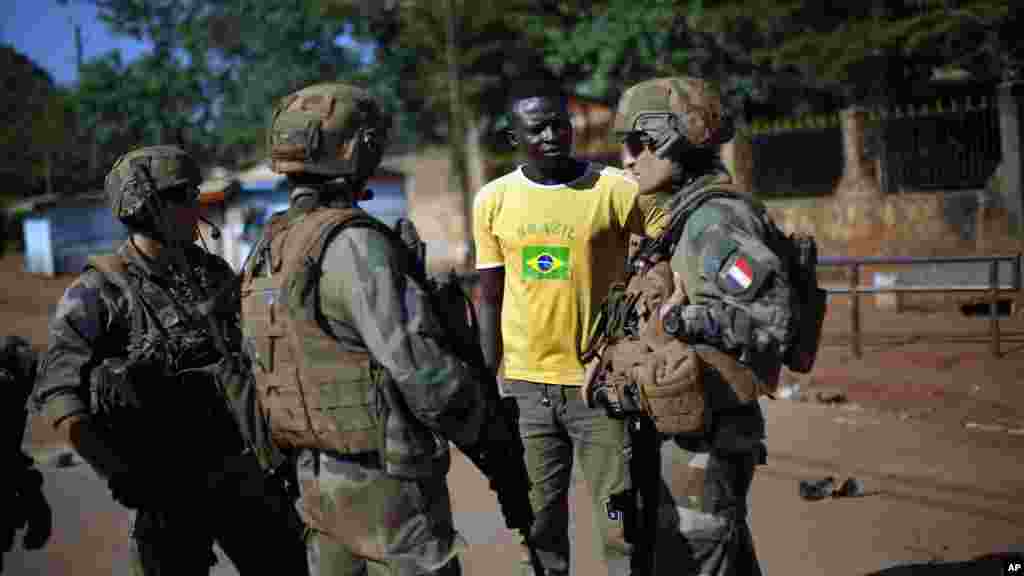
[507,70,568,115]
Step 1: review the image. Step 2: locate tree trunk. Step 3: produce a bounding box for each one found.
[836,107,882,200]
[44,150,54,196]
[445,0,473,271]
[831,107,885,257]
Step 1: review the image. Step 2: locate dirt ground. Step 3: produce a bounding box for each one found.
[6,252,1024,575]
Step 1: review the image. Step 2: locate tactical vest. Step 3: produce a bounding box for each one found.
[84,251,246,458]
[583,181,826,410]
[240,206,389,456]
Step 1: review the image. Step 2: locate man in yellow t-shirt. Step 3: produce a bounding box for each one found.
[474,75,664,576]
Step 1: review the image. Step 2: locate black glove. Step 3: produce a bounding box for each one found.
[586,374,643,420]
[92,357,163,415]
[17,468,52,550]
[4,466,52,555]
[461,399,535,533]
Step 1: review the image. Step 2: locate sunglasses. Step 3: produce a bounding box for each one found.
[618,131,656,157]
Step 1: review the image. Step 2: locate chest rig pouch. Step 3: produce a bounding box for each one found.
[581,256,705,436]
[240,207,391,456]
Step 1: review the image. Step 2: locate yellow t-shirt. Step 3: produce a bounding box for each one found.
[473,163,665,385]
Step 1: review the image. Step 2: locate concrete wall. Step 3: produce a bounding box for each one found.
[763,189,1020,258]
[389,148,475,274]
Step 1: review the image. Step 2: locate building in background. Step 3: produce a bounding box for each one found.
[16,164,407,276]
[18,192,127,276]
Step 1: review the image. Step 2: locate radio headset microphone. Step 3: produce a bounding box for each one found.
[199,215,222,239]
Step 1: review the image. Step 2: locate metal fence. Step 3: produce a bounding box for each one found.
[882,95,1001,192]
[751,127,843,198]
[456,253,1023,360]
[748,83,1002,197]
[819,254,1024,359]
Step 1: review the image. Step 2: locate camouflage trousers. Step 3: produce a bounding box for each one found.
[503,380,630,576]
[654,441,764,576]
[127,451,308,575]
[295,449,466,576]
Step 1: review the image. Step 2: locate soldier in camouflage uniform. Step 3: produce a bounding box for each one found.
[584,77,800,575]
[34,145,307,575]
[2,335,51,572]
[240,82,494,575]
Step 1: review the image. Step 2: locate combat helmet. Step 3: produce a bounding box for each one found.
[268,83,389,179]
[105,145,202,232]
[613,77,734,157]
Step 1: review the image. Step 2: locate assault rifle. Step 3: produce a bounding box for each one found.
[395,219,545,575]
[616,414,661,576]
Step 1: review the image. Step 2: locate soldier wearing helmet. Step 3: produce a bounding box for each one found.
[582,77,800,574]
[35,145,308,574]
[240,82,493,575]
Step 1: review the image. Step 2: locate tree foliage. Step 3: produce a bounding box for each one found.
[315,0,552,146]
[0,45,82,197]
[27,0,1020,195]
[514,0,820,122]
[70,0,367,168]
[696,0,1020,105]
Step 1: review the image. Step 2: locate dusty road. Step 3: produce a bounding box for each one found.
[4,254,1023,575]
[7,396,1022,576]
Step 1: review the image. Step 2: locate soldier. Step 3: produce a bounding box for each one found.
[240,82,505,575]
[473,75,665,576]
[2,335,51,573]
[583,77,823,575]
[34,145,307,574]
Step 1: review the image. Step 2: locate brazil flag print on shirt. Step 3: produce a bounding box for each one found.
[472,163,665,385]
[523,245,570,280]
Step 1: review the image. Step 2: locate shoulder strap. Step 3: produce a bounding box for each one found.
[83,252,164,345]
[273,207,408,339]
[643,181,750,261]
[86,254,131,292]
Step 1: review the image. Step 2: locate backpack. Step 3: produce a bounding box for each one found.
[636,184,827,374]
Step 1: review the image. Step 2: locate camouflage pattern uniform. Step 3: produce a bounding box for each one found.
[34,146,307,575]
[612,78,796,575]
[2,335,51,571]
[245,83,489,575]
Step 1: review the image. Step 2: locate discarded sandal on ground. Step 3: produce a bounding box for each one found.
[798,476,864,501]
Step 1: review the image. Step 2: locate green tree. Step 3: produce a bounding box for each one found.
[201,0,367,164]
[69,0,367,168]
[697,0,1019,106]
[0,45,83,197]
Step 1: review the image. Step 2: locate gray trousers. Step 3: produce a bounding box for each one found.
[654,444,763,576]
[503,379,631,576]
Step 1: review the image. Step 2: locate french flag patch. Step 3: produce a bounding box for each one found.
[724,257,754,291]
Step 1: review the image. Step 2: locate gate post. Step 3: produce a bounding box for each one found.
[990,260,1001,358]
[997,81,1024,235]
[850,263,862,359]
